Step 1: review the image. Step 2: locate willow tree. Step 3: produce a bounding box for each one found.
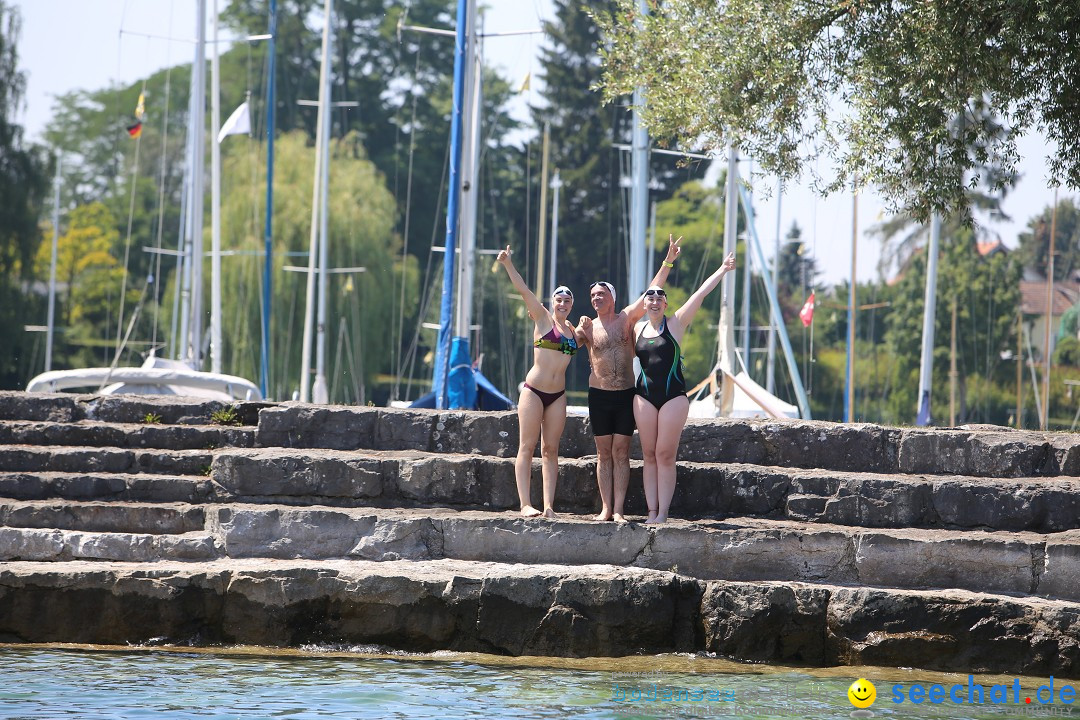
[212,130,414,402]
[594,0,1080,220]
[0,1,48,387]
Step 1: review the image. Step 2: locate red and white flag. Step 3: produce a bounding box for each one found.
[799,291,815,327]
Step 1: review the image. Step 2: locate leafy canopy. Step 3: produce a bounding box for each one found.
[594,0,1080,220]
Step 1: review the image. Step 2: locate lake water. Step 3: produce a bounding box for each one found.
[0,645,1073,719]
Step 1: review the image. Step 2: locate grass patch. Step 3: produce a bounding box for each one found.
[210,407,242,426]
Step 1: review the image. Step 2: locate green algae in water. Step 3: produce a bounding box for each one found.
[0,647,1071,719]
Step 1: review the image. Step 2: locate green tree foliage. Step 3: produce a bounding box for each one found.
[1017,198,1080,282]
[869,102,1015,280]
[884,227,1020,425]
[0,1,49,388]
[33,203,126,369]
[531,0,708,393]
[594,0,1080,220]
[775,224,819,298]
[212,130,412,402]
[646,180,731,387]
[222,0,530,399]
[1053,336,1080,368]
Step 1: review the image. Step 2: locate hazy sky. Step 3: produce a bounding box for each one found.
[11,0,1068,288]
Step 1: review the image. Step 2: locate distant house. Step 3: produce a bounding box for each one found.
[976,239,1007,258]
[1021,279,1080,361]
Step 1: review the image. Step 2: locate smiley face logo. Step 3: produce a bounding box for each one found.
[848,678,876,708]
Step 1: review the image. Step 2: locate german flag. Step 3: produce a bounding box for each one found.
[127,121,142,139]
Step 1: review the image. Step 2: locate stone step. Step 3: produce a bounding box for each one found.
[202,506,1080,602]
[0,390,268,426]
[6,503,1078,603]
[0,500,204,534]
[781,470,1080,532]
[0,471,214,504]
[2,557,1078,676]
[213,447,1080,532]
[0,446,213,476]
[0,528,217,562]
[0,420,255,450]
[255,405,1080,478]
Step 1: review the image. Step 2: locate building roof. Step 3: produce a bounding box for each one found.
[1020,280,1080,316]
[976,239,1007,257]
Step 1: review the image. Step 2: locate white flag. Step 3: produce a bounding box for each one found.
[217,101,251,143]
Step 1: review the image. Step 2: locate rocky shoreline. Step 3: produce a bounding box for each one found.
[1,392,1078,677]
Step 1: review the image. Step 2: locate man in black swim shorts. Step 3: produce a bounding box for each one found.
[574,236,681,522]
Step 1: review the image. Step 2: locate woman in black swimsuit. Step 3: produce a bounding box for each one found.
[496,245,578,518]
[634,251,736,523]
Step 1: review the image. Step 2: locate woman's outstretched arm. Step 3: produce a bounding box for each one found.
[626,234,682,323]
[673,252,736,331]
[497,245,550,327]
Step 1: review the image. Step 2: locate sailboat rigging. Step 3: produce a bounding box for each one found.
[401,0,519,411]
[27,0,263,402]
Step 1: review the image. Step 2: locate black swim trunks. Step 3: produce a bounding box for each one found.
[588,386,636,437]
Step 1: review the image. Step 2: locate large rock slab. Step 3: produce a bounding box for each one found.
[0,528,218,562]
[2,560,1079,676]
[0,472,214,504]
[253,403,1080,477]
[256,405,596,459]
[0,420,255,450]
[24,502,1078,602]
[0,559,699,657]
[214,448,1080,531]
[0,500,204,534]
[212,448,596,513]
[823,586,1080,676]
[0,392,267,427]
[898,428,1055,477]
[700,581,1080,677]
[0,392,84,422]
[0,446,213,476]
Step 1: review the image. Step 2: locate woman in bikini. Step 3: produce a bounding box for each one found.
[634,251,736,524]
[496,245,578,518]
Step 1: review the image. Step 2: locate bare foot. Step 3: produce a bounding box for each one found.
[644,510,658,524]
[593,511,613,521]
[520,505,542,518]
[613,513,627,524]
[542,508,558,519]
[645,514,668,525]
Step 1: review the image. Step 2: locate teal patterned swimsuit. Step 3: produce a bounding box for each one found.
[634,318,687,409]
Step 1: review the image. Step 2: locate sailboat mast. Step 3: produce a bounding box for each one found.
[313,30,334,405]
[299,0,334,403]
[260,0,277,398]
[432,0,471,409]
[45,156,61,373]
[188,0,207,369]
[766,179,781,394]
[210,0,223,374]
[549,170,562,291]
[454,5,481,340]
[916,212,942,426]
[717,143,739,414]
[844,191,856,422]
[177,63,197,362]
[736,180,812,420]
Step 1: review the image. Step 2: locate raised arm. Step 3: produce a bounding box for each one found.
[497,245,551,329]
[673,251,736,331]
[626,234,682,323]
